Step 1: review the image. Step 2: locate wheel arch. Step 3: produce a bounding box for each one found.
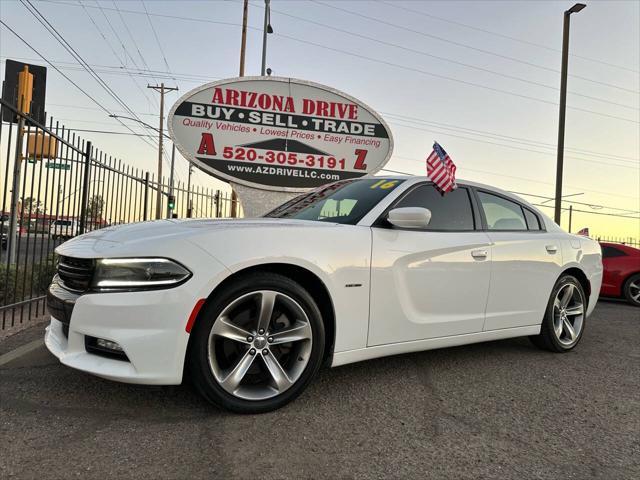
[622,270,640,297]
[559,266,591,303]
[187,262,336,365]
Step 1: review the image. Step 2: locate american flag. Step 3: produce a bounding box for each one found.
[426,142,457,194]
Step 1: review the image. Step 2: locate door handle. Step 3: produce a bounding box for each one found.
[545,245,558,254]
[471,249,488,259]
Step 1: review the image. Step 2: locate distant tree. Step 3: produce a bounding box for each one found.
[22,197,44,215]
[87,195,104,221]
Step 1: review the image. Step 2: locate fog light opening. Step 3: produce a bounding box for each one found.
[85,336,129,361]
[96,338,124,352]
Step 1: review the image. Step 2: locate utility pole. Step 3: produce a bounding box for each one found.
[230,0,250,218]
[148,83,178,219]
[554,3,586,226]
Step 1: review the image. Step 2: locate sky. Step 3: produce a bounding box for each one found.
[1,0,639,238]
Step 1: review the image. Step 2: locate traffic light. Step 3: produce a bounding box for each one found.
[168,195,175,210]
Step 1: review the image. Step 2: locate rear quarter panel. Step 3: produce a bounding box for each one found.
[561,235,602,316]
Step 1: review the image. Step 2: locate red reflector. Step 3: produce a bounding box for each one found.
[185,299,206,333]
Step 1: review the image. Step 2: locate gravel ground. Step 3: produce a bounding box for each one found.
[1,300,638,479]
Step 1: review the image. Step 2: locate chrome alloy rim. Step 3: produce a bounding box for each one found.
[629,279,640,304]
[553,283,585,347]
[207,290,313,401]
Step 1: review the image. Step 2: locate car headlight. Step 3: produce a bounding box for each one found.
[91,258,191,291]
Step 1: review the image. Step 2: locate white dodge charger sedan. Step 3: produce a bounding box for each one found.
[45,177,603,413]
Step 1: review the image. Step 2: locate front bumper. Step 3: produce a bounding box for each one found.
[45,284,202,385]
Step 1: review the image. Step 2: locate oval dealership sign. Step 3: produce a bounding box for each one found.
[168,77,393,192]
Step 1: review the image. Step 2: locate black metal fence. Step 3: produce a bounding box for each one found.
[595,236,639,249]
[1,98,236,332]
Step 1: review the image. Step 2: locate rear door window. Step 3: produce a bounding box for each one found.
[477,192,527,231]
[523,207,542,231]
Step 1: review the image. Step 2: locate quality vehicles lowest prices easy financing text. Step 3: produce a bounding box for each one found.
[45,177,603,413]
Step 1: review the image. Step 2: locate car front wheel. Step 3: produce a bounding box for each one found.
[623,273,640,307]
[188,272,325,413]
[530,275,586,352]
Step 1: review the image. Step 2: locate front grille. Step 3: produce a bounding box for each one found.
[57,256,95,292]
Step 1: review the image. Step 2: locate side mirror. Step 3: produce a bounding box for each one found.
[387,207,431,229]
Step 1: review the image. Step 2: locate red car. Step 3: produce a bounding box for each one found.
[600,242,640,307]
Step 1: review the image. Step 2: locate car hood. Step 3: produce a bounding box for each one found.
[56,218,339,255]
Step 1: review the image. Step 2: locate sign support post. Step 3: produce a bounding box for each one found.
[7,66,33,264]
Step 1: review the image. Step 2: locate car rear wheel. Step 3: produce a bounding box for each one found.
[530,275,586,352]
[623,273,640,307]
[188,272,325,413]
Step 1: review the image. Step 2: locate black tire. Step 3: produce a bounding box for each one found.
[623,273,640,307]
[187,272,325,413]
[530,275,586,353]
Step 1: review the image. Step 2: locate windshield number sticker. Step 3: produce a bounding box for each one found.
[370,179,399,190]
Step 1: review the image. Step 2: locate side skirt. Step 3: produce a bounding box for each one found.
[331,325,541,367]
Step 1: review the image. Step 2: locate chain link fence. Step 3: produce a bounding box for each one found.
[1,98,237,332]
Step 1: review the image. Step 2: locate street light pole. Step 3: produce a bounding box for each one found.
[239,0,248,77]
[554,3,586,226]
[187,164,193,218]
[260,0,273,76]
[168,143,176,218]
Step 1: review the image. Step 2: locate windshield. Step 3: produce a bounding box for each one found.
[265,178,405,225]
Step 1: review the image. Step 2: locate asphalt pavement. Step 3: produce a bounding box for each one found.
[1,301,638,479]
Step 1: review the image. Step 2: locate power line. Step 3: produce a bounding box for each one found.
[63,128,156,137]
[44,0,639,97]
[260,1,637,111]
[40,0,640,122]
[269,34,639,125]
[110,0,162,87]
[140,0,173,76]
[77,0,158,110]
[381,111,639,163]
[510,191,640,215]
[388,157,639,201]
[0,19,155,151]
[531,202,639,220]
[312,0,639,96]
[93,0,158,110]
[0,54,215,83]
[379,0,640,75]
[27,95,638,165]
[378,168,639,219]
[19,0,158,150]
[388,121,639,170]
